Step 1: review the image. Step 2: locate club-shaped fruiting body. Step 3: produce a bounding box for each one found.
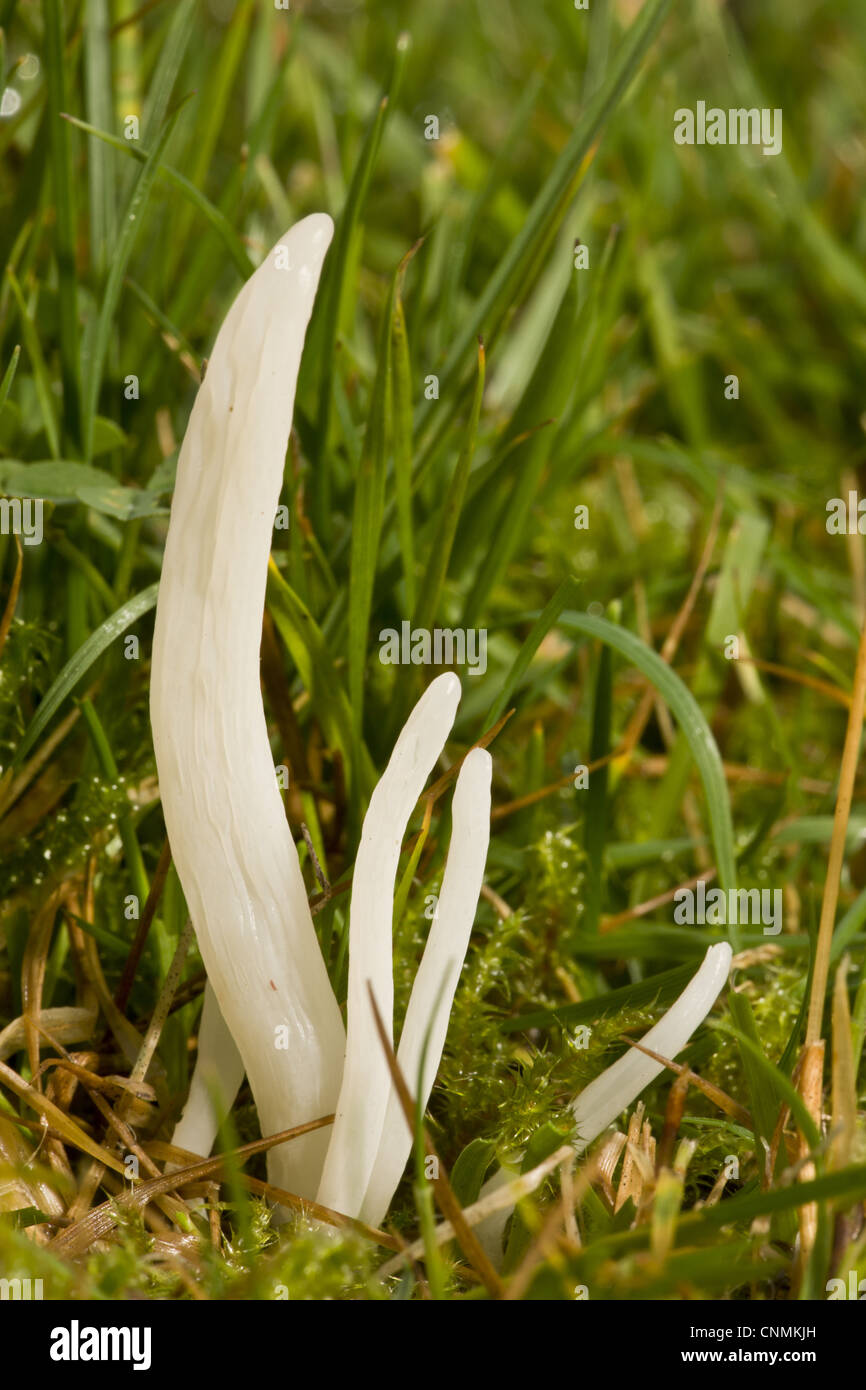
[571,940,733,1150]
[151,216,494,1216]
[160,664,490,1214]
[474,940,733,1258]
[151,210,731,1238]
[318,685,492,1222]
[151,215,345,1200]
[360,744,492,1227]
[171,981,244,1160]
[316,673,462,1217]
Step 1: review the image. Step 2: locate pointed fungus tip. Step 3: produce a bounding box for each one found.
[430,670,462,703]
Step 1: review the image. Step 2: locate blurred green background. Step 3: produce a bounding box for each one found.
[0,0,865,1300]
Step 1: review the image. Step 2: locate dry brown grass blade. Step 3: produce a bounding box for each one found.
[365,983,506,1297]
[28,1018,130,1205]
[491,731,830,831]
[623,1036,752,1126]
[615,1103,646,1215]
[0,1058,128,1175]
[737,656,854,708]
[0,698,89,823]
[481,882,514,919]
[636,1119,657,1220]
[50,1115,337,1258]
[0,1006,96,1063]
[33,1057,155,1105]
[616,486,723,760]
[424,706,514,805]
[559,1151,579,1246]
[0,1113,67,1225]
[656,1066,692,1172]
[830,957,857,1172]
[68,1064,191,1232]
[307,715,513,916]
[806,611,866,1047]
[795,1039,825,1259]
[698,1161,739,1210]
[602,868,718,932]
[128,917,193,1088]
[0,766,76,846]
[67,918,194,1230]
[240,1175,400,1251]
[624,755,830,797]
[65,871,99,1021]
[114,837,172,1011]
[0,533,22,662]
[376,1143,576,1278]
[22,887,65,1088]
[734,762,828,795]
[595,1129,627,1208]
[765,1045,809,1184]
[793,609,866,1263]
[490,747,619,823]
[76,922,149,1067]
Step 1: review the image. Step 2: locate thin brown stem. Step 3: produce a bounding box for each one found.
[806,613,866,1047]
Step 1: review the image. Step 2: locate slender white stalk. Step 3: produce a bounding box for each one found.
[361,746,493,1228]
[317,673,462,1217]
[172,983,244,1160]
[151,215,345,1201]
[571,941,732,1150]
[473,941,733,1258]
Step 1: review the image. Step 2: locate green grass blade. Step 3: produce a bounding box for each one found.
[727,990,780,1156]
[164,0,253,284]
[123,276,198,367]
[559,610,738,904]
[5,268,61,458]
[392,806,430,932]
[392,295,416,614]
[502,961,697,1033]
[82,97,193,461]
[452,69,547,301]
[714,1017,821,1152]
[12,582,159,767]
[266,557,371,807]
[138,0,197,145]
[429,0,672,412]
[0,342,21,412]
[79,697,149,905]
[413,339,485,636]
[462,273,579,624]
[483,577,581,728]
[347,266,398,729]
[312,32,410,538]
[584,644,612,935]
[44,0,81,449]
[82,0,115,275]
[62,112,254,282]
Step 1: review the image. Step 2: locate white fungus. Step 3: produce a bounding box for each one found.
[151,217,493,1218]
[152,212,733,1243]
